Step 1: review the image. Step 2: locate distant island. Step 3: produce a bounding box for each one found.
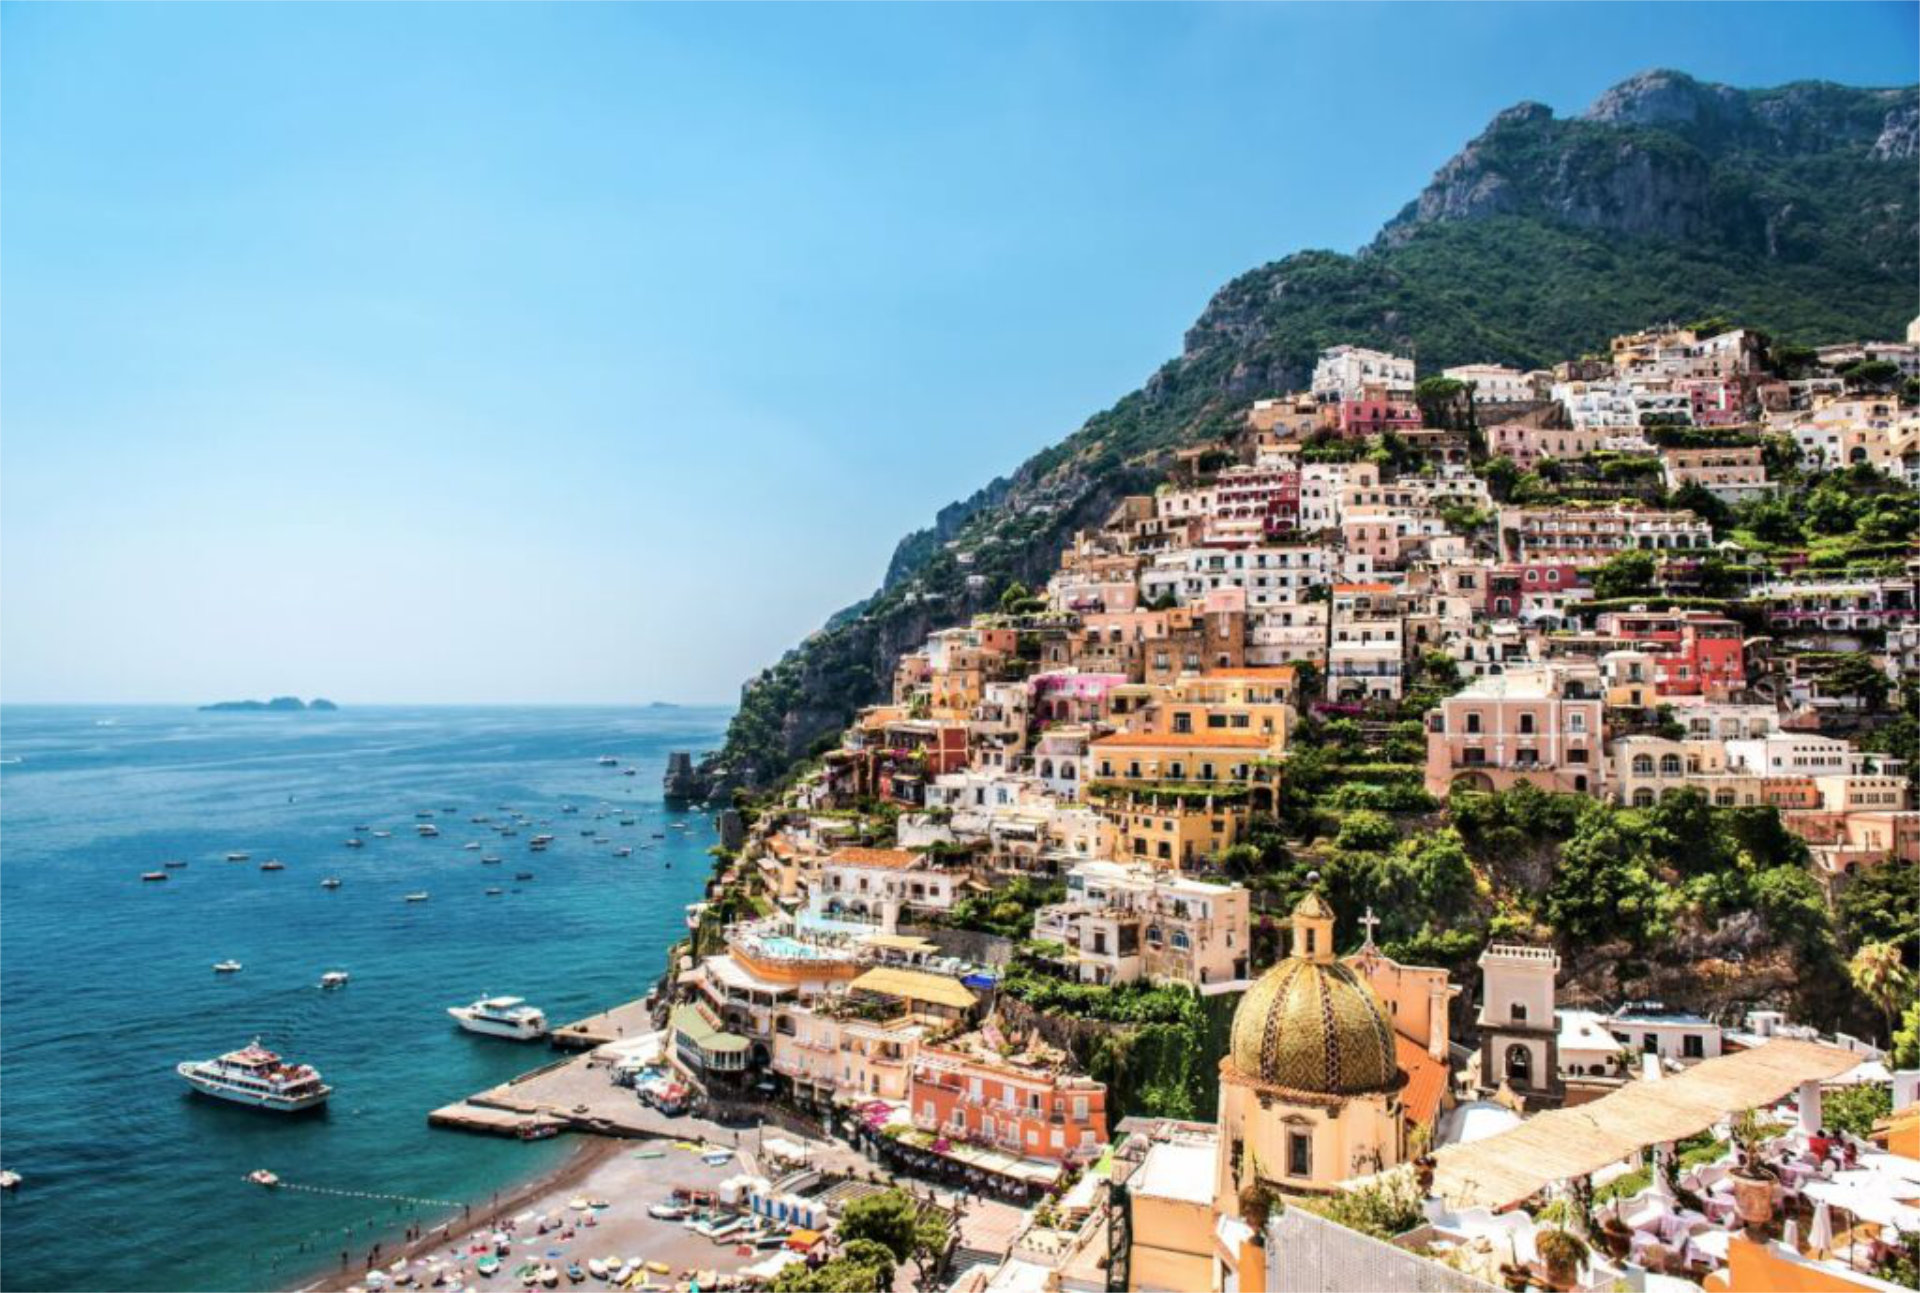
[198,696,339,712]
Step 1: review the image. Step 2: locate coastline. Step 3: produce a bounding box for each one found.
[291,1134,624,1293]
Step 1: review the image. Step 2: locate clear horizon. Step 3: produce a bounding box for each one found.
[6,2,1917,705]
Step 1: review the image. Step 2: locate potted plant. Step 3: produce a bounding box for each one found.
[1535,1228,1588,1291]
[1728,1110,1778,1233]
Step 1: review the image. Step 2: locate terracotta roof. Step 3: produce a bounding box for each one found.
[828,847,921,869]
[1395,1034,1448,1129]
[1091,731,1270,749]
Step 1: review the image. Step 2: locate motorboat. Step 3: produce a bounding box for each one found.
[621,768,636,777]
[177,1039,330,1112]
[0,1170,22,1190]
[321,877,343,889]
[485,887,503,896]
[404,892,430,902]
[260,860,285,872]
[481,855,502,865]
[345,838,365,848]
[464,842,481,851]
[514,871,535,881]
[372,830,392,838]
[163,859,189,869]
[477,1257,500,1279]
[613,847,632,858]
[320,970,350,988]
[248,1169,281,1187]
[226,852,250,862]
[214,960,243,973]
[417,824,440,837]
[142,871,169,882]
[448,995,549,1041]
[596,756,618,767]
[648,1203,689,1220]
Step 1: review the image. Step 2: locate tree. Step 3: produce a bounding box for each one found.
[1849,942,1915,1044]
[1480,455,1521,503]
[839,1192,919,1266]
[1892,999,1920,1070]
[774,1240,898,1293]
[1822,654,1892,712]
[1592,549,1658,601]
[1834,864,1919,956]
[1546,807,1674,949]
[1842,359,1901,391]
[1415,376,1473,432]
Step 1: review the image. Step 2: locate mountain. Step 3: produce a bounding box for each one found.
[704,70,1918,793]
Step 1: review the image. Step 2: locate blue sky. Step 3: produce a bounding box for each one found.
[5,3,1915,704]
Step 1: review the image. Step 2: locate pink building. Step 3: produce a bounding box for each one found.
[1032,671,1129,726]
[1424,665,1606,798]
[1485,563,1584,617]
[1678,377,1747,428]
[1337,395,1421,438]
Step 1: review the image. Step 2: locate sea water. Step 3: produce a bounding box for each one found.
[0,705,730,1292]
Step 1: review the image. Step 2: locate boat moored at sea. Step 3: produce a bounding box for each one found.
[177,1040,331,1113]
[225,852,250,862]
[344,837,364,848]
[142,871,169,882]
[260,860,285,871]
[404,892,430,903]
[162,859,189,869]
[595,755,618,767]
[448,995,549,1041]
[319,970,349,989]
[321,877,342,889]
[213,960,242,973]
[417,823,440,837]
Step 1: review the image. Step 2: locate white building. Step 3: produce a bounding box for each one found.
[1311,345,1414,401]
[1444,363,1534,405]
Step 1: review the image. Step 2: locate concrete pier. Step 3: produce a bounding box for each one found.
[550,995,656,1050]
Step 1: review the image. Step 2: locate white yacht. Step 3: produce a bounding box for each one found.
[319,970,350,989]
[177,1040,332,1112]
[596,755,618,767]
[213,960,243,973]
[447,995,549,1041]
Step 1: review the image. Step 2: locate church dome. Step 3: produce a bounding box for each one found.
[1228,897,1399,1096]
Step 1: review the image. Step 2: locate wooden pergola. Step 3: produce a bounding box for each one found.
[1427,1039,1863,1211]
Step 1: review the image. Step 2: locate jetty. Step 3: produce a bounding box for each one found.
[440,1052,733,1143]
[549,994,656,1050]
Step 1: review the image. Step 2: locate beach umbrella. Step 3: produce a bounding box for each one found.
[1809,1202,1835,1255]
[1782,1219,1799,1250]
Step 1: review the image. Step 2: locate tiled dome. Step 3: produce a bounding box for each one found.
[1228,899,1399,1095]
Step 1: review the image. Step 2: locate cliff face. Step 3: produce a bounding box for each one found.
[704,69,1918,792]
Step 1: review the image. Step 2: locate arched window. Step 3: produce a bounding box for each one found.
[1632,755,1654,776]
[1660,754,1682,776]
[1715,790,1736,806]
[1633,788,1656,807]
[1505,1044,1533,1085]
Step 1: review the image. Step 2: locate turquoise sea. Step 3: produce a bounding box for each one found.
[0,705,730,1293]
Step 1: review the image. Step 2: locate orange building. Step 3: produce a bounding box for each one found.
[910,1035,1108,1166]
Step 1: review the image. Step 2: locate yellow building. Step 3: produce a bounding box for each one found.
[1211,894,1409,1292]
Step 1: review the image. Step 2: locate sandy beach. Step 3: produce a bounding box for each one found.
[300,1134,790,1292]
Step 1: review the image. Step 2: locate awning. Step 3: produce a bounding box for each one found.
[849,966,978,1011]
[1425,1039,1862,1211]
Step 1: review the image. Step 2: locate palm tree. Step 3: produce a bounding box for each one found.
[1848,942,1914,1044]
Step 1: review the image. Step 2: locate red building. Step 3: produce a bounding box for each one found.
[909,1035,1109,1169]
[1485,563,1585,617]
[1337,395,1421,438]
[1594,610,1746,696]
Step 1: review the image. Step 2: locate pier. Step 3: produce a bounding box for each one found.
[425,1100,567,1139]
[549,994,656,1050]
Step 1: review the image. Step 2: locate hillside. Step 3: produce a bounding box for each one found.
[704,69,1918,793]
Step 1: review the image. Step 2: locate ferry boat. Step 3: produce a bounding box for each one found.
[447,995,549,1041]
[177,1040,332,1112]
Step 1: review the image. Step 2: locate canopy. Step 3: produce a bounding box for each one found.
[1425,1039,1861,1211]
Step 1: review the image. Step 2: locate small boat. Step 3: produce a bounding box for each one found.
[614,847,632,858]
[417,824,440,837]
[585,1259,605,1281]
[485,887,503,896]
[320,970,350,989]
[321,877,343,889]
[163,859,189,869]
[142,871,170,882]
[514,871,535,881]
[353,824,370,831]
[531,834,555,845]
[226,852,250,862]
[0,1170,20,1190]
[648,1203,689,1220]
[561,805,579,815]
[248,1169,281,1187]
[539,1267,559,1289]
[477,1257,501,1278]
[260,860,285,872]
[619,818,636,827]
[481,855,502,865]
[345,838,365,848]
[464,842,481,851]
[416,810,436,820]
[214,960,243,973]
[404,892,430,903]
[621,768,636,777]
[372,830,392,838]
[596,756,618,767]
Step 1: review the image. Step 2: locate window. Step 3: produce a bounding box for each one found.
[1505,1044,1532,1085]
[1465,713,1482,735]
[1511,1003,1528,1023]
[1518,714,1535,735]
[1683,1034,1704,1059]
[1287,1131,1312,1178]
